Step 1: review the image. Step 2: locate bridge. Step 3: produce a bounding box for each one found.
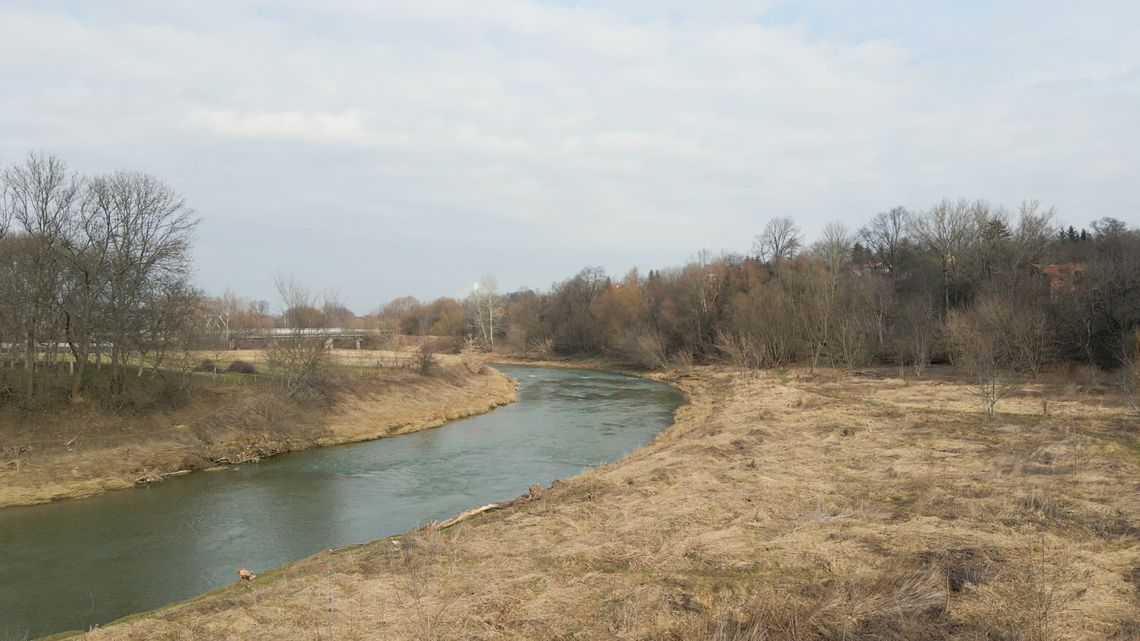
[231,328,395,350]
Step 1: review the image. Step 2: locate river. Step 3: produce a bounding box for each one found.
[0,364,683,639]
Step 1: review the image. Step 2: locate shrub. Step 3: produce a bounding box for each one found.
[416,346,439,376]
[192,359,217,373]
[226,360,257,374]
[459,336,487,374]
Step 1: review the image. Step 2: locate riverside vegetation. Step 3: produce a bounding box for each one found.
[3,152,1139,639]
[0,153,516,507]
[68,364,1139,641]
[0,349,516,509]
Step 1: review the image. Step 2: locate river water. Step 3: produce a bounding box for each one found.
[0,365,682,639]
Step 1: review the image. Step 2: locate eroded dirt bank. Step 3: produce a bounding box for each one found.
[0,367,516,509]
[59,367,1140,640]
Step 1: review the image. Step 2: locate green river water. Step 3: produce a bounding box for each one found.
[0,364,683,639]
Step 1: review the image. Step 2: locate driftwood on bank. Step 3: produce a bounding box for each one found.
[428,483,545,531]
[433,502,502,530]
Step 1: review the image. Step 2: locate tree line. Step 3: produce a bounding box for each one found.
[379,200,1139,406]
[5,151,1137,412]
[0,153,198,405]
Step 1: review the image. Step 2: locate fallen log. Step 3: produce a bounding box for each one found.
[427,482,547,531]
[433,502,501,530]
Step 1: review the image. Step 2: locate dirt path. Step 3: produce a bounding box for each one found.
[59,367,1140,640]
[0,368,516,509]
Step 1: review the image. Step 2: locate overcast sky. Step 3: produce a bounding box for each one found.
[2,1,1138,312]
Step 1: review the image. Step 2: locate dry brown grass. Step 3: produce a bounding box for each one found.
[0,360,516,509]
[73,366,1140,641]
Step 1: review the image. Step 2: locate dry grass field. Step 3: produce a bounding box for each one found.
[68,365,1140,641]
[0,352,515,509]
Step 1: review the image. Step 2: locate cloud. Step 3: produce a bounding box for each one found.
[187,109,370,144]
[0,0,1137,310]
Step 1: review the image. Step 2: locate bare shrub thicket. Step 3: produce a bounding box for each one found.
[265,275,334,399]
[948,298,1030,418]
[617,326,668,370]
[416,345,438,376]
[1122,329,1140,418]
[396,529,463,640]
[458,336,486,374]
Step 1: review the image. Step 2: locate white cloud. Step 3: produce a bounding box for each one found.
[0,0,1137,309]
[186,108,385,146]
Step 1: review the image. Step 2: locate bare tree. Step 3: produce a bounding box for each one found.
[58,185,114,399]
[0,179,10,240]
[91,171,198,397]
[678,250,727,351]
[3,153,82,397]
[898,296,936,375]
[814,222,853,276]
[753,217,802,262]
[470,275,505,351]
[206,290,246,350]
[910,199,977,314]
[1014,201,1056,259]
[859,206,910,271]
[267,274,334,399]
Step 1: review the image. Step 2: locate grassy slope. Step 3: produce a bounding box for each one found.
[66,367,1140,640]
[0,361,516,509]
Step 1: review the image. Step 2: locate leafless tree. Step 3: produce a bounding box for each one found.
[910,198,977,314]
[470,275,505,351]
[678,250,727,350]
[90,171,198,396]
[0,180,10,240]
[206,290,247,350]
[267,274,335,399]
[753,217,802,262]
[859,206,910,271]
[58,185,114,399]
[1012,200,1057,268]
[898,296,936,375]
[3,153,82,397]
[1118,330,1140,418]
[814,222,853,275]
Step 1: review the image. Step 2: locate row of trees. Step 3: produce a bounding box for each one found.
[383,201,1138,397]
[0,153,199,404]
[6,152,1135,411]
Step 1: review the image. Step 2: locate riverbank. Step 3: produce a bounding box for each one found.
[0,361,516,509]
[59,366,1140,640]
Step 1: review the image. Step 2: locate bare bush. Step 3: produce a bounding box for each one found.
[948,298,1029,419]
[225,360,256,374]
[1121,329,1140,418]
[416,345,439,376]
[396,528,461,641]
[458,336,486,374]
[715,329,761,372]
[616,326,668,370]
[526,336,554,360]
